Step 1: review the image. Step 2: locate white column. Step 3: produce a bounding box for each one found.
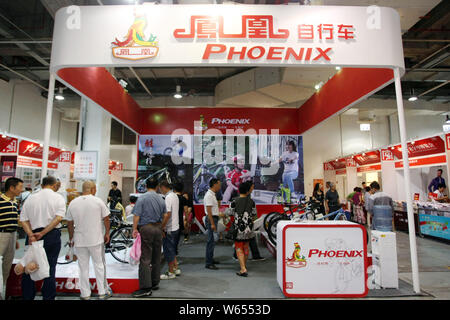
[381,148,397,199]
[346,158,358,196]
[394,67,420,294]
[41,73,56,178]
[82,99,111,202]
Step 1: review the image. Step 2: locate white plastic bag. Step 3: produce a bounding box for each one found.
[29,241,50,281]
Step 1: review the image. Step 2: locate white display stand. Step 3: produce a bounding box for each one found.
[277,220,368,298]
[371,230,399,289]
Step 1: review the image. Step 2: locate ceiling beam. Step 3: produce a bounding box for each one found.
[129,67,152,97]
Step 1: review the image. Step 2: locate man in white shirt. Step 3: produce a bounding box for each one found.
[20,176,66,300]
[159,181,180,280]
[66,181,111,300]
[433,183,448,203]
[204,178,221,270]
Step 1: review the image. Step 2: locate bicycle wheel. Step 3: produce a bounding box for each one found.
[108,225,134,264]
[263,212,280,233]
[193,173,214,203]
[267,215,289,245]
[135,177,147,193]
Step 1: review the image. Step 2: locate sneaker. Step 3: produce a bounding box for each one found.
[183,237,189,243]
[98,291,112,300]
[80,296,91,300]
[160,271,176,280]
[151,285,159,291]
[251,257,266,261]
[174,268,181,276]
[132,288,152,298]
[232,256,238,261]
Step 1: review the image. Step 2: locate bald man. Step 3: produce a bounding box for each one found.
[66,181,112,300]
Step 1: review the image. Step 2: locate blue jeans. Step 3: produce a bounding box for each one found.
[162,230,178,264]
[22,228,61,300]
[282,171,298,194]
[205,216,219,267]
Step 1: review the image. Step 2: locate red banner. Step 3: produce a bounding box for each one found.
[18,140,62,161]
[17,156,58,169]
[357,164,381,173]
[0,136,18,154]
[446,133,450,151]
[336,168,346,175]
[395,154,446,168]
[392,136,445,160]
[353,151,380,166]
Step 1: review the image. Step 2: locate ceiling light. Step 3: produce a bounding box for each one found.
[360,123,371,131]
[335,66,341,71]
[39,143,43,147]
[408,96,418,102]
[1,134,6,138]
[174,85,182,99]
[314,82,324,91]
[55,87,65,101]
[335,159,338,162]
[119,79,128,88]
[443,115,450,132]
[362,153,366,156]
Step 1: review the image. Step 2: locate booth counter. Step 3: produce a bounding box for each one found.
[277,220,368,298]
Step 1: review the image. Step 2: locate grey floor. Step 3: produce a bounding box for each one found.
[10,229,450,300]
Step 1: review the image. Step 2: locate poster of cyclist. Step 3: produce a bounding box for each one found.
[192,135,303,205]
[137,135,193,194]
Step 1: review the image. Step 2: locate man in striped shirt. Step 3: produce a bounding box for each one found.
[0,177,23,289]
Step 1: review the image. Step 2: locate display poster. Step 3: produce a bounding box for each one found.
[137,134,303,205]
[419,214,450,240]
[137,135,194,195]
[74,151,98,180]
[0,156,17,183]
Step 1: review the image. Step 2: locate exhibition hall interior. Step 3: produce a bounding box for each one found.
[0,0,449,302]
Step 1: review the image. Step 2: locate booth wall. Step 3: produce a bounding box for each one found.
[0,79,78,149]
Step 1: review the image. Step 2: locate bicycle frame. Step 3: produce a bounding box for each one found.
[316,208,348,221]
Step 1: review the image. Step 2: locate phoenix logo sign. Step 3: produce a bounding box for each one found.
[111,10,159,60]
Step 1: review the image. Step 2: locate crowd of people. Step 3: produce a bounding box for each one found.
[311,180,395,232]
[0,174,264,300]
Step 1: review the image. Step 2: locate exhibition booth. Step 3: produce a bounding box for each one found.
[4,4,422,298]
[324,134,450,241]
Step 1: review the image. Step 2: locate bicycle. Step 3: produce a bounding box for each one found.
[135,166,172,193]
[58,209,134,264]
[265,202,318,245]
[192,160,230,203]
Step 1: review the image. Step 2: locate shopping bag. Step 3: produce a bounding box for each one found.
[129,233,141,265]
[29,241,50,281]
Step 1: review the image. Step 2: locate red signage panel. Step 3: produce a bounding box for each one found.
[354,151,380,166]
[0,136,18,154]
[357,164,381,173]
[392,136,445,160]
[18,140,62,161]
[346,158,357,167]
[395,154,446,168]
[381,149,394,161]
